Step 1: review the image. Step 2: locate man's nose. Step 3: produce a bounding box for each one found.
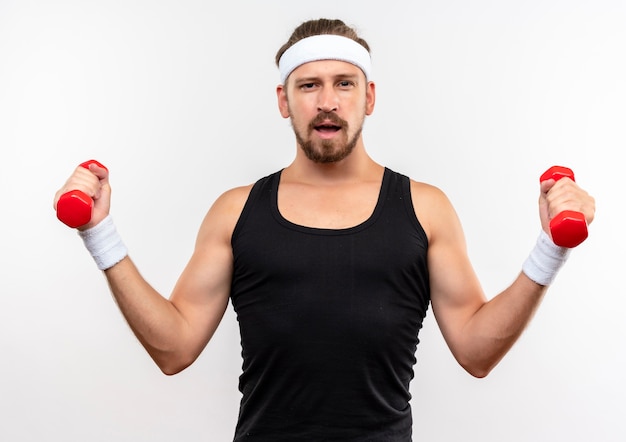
[317,87,339,113]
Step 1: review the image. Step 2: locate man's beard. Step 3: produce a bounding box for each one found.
[292,111,364,164]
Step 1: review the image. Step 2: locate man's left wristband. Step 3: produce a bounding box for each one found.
[78,215,128,271]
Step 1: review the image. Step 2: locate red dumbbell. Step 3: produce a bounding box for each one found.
[540,166,588,248]
[56,160,107,228]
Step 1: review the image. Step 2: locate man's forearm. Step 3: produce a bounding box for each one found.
[458,273,548,377]
[104,257,192,374]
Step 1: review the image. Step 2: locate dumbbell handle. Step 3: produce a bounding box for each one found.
[56,160,107,228]
[540,166,588,248]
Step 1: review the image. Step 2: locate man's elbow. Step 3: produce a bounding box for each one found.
[159,362,190,376]
[463,364,492,379]
[151,351,196,376]
[458,355,500,379]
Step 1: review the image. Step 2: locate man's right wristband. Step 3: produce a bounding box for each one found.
[78,215,128,271]
[522,230,570,286]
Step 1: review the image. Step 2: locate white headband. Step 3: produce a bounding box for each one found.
[278,34,372,84]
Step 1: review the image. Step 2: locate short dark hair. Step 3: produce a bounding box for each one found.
[275,18,370,67]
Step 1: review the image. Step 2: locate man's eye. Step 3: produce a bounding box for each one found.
[338,81,353,87]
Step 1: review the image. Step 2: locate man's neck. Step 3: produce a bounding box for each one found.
[283,144,383,186]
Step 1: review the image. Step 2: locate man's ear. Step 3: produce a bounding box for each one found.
[365,81,376,116]
[276,84,290,118]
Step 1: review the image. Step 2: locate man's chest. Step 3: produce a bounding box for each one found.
[276,182,380,229]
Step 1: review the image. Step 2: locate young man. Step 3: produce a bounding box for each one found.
[55,18,595,441]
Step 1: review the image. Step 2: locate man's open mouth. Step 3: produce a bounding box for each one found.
[314,123,342,133]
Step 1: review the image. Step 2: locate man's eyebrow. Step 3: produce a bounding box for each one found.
[293,76,320,83]
[294,73,360,83]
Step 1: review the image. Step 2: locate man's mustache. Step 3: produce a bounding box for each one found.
[309,112,348,129]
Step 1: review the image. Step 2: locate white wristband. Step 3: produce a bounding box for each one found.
[522,230,571,286]
[78,215,128,271]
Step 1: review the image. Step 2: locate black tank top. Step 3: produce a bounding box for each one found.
[230,168,430,441]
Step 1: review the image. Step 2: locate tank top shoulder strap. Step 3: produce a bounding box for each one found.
[383,168,424,233]
[232,170,281,241]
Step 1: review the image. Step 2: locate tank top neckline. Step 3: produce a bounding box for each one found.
[269,167,392,235]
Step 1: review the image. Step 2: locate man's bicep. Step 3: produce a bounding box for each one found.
[168,187,250,361]
[424,193,487,357]
[169,236,233,356]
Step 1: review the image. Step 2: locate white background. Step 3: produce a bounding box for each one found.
[1,0,624,441]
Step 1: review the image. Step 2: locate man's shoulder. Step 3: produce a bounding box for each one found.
[213,169,282,216]
[215,183,255,211]
[394,172,454,240]
[387,167,445,199]
[385,167,441,191]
